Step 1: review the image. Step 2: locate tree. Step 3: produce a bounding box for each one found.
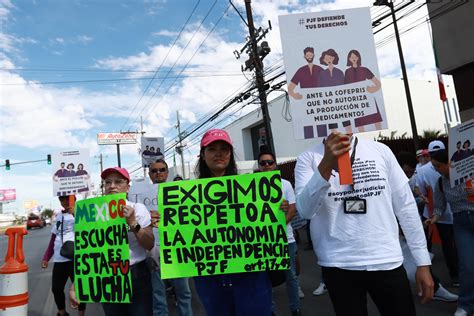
[42,208,54,218]
[422,129,446,139]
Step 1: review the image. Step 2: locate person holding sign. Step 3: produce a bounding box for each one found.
[42,195,86,316]
[192,129,287,316]
[148,159,193,316]
[425,149,474,316]
[295,132,434,316]
[257,150,302,316]
[101,167,154,315]
[70,167,154,315]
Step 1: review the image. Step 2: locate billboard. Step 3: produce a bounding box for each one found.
[279,7,387,139]
[97,132,137,145]
[0,189,16,202]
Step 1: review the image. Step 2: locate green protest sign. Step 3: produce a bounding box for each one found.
[74,193,132,303]
[158,171,289,279]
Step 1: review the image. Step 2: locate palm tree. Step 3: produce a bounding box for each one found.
[422,129,446,139]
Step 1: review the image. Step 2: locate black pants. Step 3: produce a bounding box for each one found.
[52,261,86,311]
[436,222,459,280]
[322,265,415,316]
[102,260,152,316]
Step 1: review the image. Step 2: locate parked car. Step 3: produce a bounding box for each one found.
[26,215,45,230]
[44,217,52,225]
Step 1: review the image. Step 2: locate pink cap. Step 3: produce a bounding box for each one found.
[101,167,130,181]
[200,129,233,148]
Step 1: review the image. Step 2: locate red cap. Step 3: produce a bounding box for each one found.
[416,149,429,157]
[101,167,130,181]
[200,129,233,148]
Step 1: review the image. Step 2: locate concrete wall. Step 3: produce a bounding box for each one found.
[427,1,474,73]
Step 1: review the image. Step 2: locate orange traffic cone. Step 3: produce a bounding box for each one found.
[0,227,28,316]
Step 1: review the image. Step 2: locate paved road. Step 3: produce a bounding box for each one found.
[0,226,459,315]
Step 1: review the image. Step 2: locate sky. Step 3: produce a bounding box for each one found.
[0,0,450,213]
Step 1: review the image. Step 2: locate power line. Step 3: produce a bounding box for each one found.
[0,73,244,86]
[122,0,220,132]
[140,2,233,125]
[120,0,202,131]
[160,2,421,157]
[1,68,240,74]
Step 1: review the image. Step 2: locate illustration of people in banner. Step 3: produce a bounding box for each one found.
[141,136,165,168]
[279,8,388,139]
[52,149,91,196]
[448,119,474,187]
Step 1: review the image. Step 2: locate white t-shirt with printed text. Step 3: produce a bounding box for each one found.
[51,212,75,263]
[295,138,431,269]
[282,178,296,244]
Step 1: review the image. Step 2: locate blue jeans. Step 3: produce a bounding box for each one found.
[102,260,152,316]
[453,211,474,313]
[194,272,272,316]
[151,269,193,316]
[272,242,300,312]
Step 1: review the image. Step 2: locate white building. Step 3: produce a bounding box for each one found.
[223,78,459,163]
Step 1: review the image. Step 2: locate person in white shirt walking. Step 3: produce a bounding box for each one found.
[295,132,434,315]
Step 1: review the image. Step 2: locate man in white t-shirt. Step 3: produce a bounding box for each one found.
[257,150,301,316]
[417,140,459,286]
[295,132,434,315]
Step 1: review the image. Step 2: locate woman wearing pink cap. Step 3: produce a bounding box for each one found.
[70,167,154,315]
[193,129,286,315]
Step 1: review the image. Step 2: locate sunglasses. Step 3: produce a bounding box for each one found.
[150,167,167,174]
[259,160,275,167]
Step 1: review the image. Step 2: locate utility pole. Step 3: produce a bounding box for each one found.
[140,116,146,179]
[374,0,419,149]
[175,111,186,178]
[95,153,105,195]
[116,144,121,167]
[243,0,275,154]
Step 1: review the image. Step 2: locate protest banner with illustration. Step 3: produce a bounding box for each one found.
[141,136,165,168]
[448,119,474,188]
[158,171,289,279]
[74,193,132,303]
[279,7,387,140]
[52,149,91,196]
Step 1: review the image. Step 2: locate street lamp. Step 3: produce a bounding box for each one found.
[374,0,420,150]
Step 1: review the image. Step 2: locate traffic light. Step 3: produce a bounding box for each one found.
[47,154,51,165]
[5,159,10,170]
